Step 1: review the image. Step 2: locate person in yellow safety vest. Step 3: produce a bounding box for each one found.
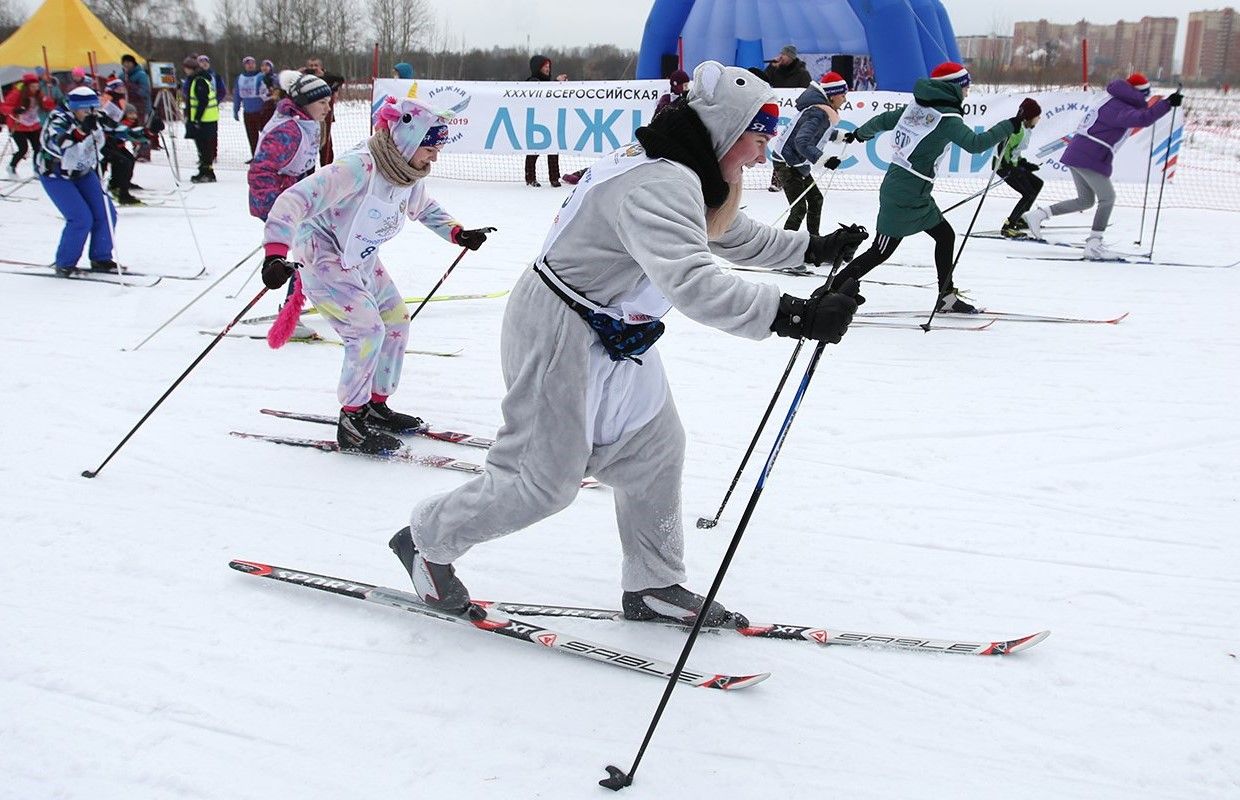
[182,55,219,183]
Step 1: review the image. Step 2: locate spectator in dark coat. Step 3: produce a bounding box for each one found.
[183,56,220,183]
[763,45,812,89]
[197,55,228,103]
[523,54,566,187]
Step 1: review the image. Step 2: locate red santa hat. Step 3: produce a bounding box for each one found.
[1126,73,1151,94]
[930,61,970,88]
[818,71,849,97]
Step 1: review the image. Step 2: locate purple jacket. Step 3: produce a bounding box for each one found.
[1061,79,1170,177]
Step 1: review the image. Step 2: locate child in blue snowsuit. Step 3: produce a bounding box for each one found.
[36,87,119,275]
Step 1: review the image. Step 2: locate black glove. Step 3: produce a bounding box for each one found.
[842,131,860,144]
[1166,91,1183,108]
[147,115,166,134]
[770,278,862,343]
[79,113,98,133]
[822,156,841,170]
[1018,158,1039,172]
[805,223,869,267]
[454,227,491,251]
[261,255,296,290]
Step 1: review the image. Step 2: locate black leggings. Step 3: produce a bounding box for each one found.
[9,130,40,168]
[833,218,957,292]
[998,165,1043,225]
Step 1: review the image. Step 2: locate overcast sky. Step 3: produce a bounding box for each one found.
[429,0,1192,63]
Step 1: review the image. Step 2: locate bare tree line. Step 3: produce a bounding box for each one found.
[45,0,638,85]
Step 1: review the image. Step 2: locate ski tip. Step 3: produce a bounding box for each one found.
[1108,312,1130,324]
[982,630,1050,655]
[229,559,273,576]
[702,672,771,690]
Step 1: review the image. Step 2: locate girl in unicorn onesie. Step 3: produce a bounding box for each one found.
[389,61,869,625]
[260,95,493,454]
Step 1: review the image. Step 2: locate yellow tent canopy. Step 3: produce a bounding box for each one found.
[0,0,144,82]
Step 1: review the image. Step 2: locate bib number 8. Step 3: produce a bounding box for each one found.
[360,246,376,259]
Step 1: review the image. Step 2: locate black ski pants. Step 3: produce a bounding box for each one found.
[777,163,822,236]
[998,164,1043,225]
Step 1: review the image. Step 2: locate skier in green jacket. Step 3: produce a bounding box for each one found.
[833,62,1036,313]
[994,97,1043,238]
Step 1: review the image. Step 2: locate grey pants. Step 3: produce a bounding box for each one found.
[409,270,689,592]
[1049,166,1115,232]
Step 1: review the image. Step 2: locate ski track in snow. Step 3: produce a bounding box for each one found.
[2,160,1238,800]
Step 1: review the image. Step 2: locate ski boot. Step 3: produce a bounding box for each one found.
[89,259,120,273]
[1000,220,1027,239]
[115,192,145,206]
[54,265,77,277]
[1082,233,1121,261]
[363,399,425,434]
[622,585,749,628]
[936,288,980,314]
[337,407,401,454]
[1022,207,1049,239]
[389,526,478,617]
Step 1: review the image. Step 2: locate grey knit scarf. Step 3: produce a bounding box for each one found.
[367,127,429,186]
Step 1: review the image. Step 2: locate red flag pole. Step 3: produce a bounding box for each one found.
[370,43,380,134]
[1081,38,1089,89]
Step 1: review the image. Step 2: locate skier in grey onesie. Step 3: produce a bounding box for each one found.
[391,61,868,625]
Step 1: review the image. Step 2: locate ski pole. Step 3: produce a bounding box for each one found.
[1145,87,1181,262]
[601,330,840,792]
[226,255,264,299]
[407,230,495,322]
[1134,121,1156,245]
[83,287,269,478]
[125,244,263,351]
[695,338,803,529]
[921,163,999,332]
[771,141,850,227]
[700,157,853,528]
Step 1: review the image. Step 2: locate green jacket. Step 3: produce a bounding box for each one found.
[855,79,1015,237]
[997,126,1029,168]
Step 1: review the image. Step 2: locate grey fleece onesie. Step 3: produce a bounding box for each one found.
[409,155,809,592]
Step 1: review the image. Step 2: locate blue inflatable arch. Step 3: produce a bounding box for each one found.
[637,0,962,92]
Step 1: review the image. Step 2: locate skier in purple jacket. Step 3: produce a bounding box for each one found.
[1024,73,1182,260]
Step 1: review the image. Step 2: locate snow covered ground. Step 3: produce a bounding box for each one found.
[1,158,1238,799]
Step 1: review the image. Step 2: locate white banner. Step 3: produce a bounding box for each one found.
[375,79,1184,184]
